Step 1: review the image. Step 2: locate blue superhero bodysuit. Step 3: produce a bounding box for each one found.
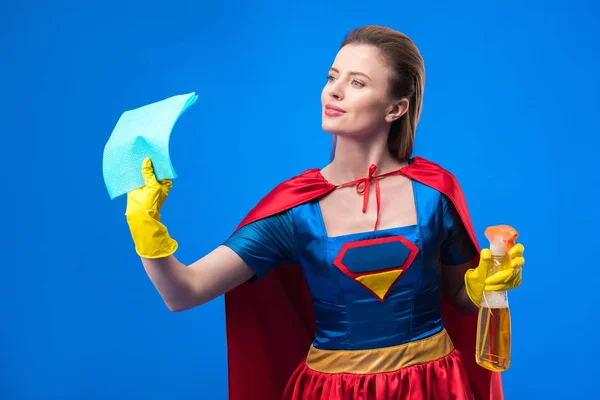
[223,178,478,399]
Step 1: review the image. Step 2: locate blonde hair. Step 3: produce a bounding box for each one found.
[340,26,425,162]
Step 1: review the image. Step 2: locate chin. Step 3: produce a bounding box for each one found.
[322,119,378,139]
[322,125,362,137]
[322,120,344,135]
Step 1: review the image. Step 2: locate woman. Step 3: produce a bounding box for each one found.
[125,26,525,400]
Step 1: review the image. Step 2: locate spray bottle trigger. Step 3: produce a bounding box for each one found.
[484,225,519,256]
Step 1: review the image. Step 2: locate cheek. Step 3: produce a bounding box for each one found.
[321,85,329,105]
[352,96,385,121]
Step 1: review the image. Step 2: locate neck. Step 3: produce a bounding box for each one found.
[325,132,407,183]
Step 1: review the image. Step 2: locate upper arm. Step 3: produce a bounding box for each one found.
[186,210,296,306]
[187,245,257,306]
[440,195,479,295]
[222,209,296,279]
[440,195,478,266]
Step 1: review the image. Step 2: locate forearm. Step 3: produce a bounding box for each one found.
[141,255,197,312]
[125,159,256,312]
[452,282,479,315]
[442,258,480,315]
[140,246,257,312]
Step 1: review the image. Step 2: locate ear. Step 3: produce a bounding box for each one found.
[385,98,409,123]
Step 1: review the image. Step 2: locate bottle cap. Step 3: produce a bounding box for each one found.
[484,225,519,256]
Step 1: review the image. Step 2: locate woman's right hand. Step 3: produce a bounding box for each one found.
[125,157,178,259]
[124,158,256,311]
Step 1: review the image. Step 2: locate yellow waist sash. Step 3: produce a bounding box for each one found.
[305,329,454,374]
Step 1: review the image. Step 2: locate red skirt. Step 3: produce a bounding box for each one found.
[282,330,474,400]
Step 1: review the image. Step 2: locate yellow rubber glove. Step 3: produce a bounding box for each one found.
[464,244,525,307]
[125,158,178,258]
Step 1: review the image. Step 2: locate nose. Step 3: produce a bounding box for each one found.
[329,90,343,101]
[329,82,344,101]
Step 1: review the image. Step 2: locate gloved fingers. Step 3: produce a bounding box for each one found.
[476,248,491,271]
[158,179,172,188]
[511,256,524,269]
[484,267,522,291]
[509,243,525,258]
[514,274,522,287]
[484,283,511,292]
[158,179,173,195]
[141,158,159,187]
[480,248,492,261]
[485,268,514,285]
[485,278,521,291]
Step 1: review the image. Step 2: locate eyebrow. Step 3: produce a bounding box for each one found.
[329,67,372,81]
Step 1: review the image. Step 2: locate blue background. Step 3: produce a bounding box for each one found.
[2,0,598,399]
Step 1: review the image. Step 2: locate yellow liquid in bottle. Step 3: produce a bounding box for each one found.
[475,255,513,372]
[476,304,511,372]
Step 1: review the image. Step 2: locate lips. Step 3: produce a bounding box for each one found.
[325,104,346,117]
[326,104,346,113]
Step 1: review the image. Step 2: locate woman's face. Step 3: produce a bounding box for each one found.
[321,44,402,137]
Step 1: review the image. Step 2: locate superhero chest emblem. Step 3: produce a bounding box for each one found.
[333,236,419,302]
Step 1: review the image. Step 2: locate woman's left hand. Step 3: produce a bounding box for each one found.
[464,244,525,306]
[483,243,525,291]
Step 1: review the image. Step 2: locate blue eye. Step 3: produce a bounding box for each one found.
[327,75,336,82]
[352,80,365,87]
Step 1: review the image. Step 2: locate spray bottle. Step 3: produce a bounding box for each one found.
[475,225,519,372]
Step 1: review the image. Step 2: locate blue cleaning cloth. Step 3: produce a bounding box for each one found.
[102,92,198,199]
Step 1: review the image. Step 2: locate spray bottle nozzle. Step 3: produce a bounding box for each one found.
[484,225,519,256]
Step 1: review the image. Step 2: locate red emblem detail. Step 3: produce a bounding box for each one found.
[333,236,419,302]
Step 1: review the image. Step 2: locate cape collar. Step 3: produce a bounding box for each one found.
[315,163,411,231]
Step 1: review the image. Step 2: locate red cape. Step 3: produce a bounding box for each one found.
[224,157,503,400]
